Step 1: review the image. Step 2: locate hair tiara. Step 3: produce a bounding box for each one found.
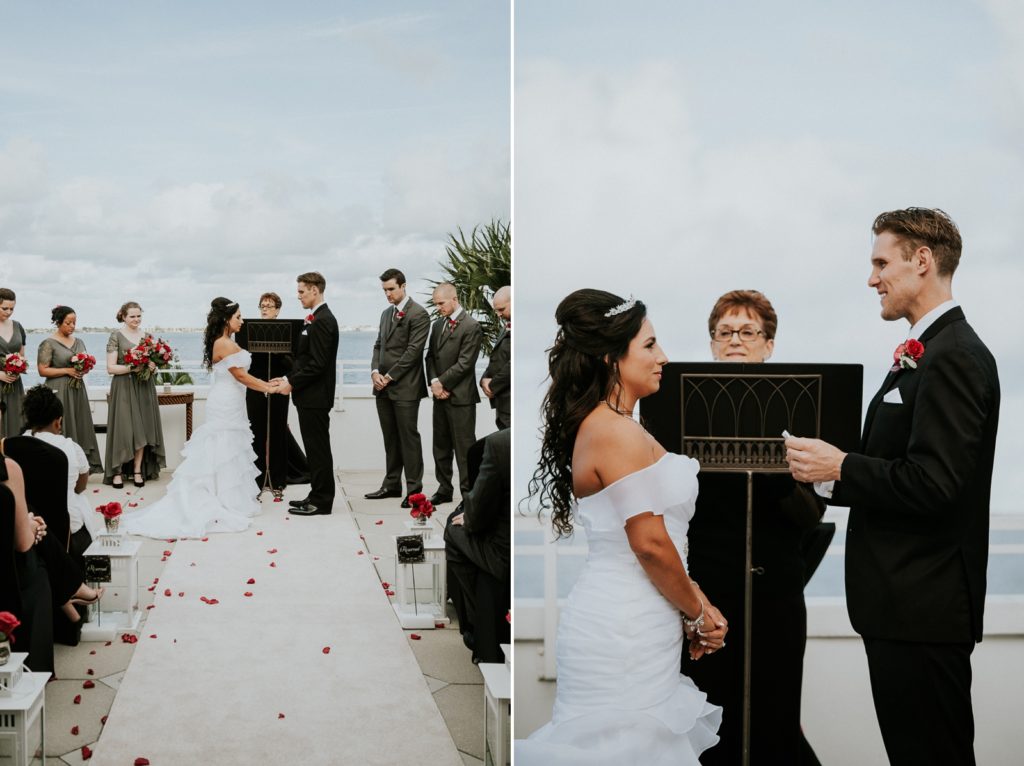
[604,295,637,317]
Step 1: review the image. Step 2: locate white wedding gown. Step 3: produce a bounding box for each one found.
[516,453,721,765]
[123,350,261,539]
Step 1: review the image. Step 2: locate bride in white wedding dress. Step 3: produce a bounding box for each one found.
[123,298,280,539]
[516,290,728,765]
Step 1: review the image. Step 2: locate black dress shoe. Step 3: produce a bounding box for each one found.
[429,493,453,505]
[401,496,411,509]
[288,503,331,516]
[288,498,310,508]
[365,488,402,500]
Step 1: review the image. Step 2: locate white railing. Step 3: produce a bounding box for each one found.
[514,510,1024,681]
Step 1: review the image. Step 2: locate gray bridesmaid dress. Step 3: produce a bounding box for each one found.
[38,337,103,474]
[0,320,27,438]
[103,331,166,484]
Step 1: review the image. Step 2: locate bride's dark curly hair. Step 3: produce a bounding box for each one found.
[202,297,239,370]
[527,289,647,538]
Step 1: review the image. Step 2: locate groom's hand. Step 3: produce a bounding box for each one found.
[371,371,387,390]
[276,381,293,395]
[481,377,493,397]
[785,436,845,483]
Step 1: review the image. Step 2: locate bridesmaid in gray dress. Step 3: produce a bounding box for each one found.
[0,287,28,438]
[36,305,103,474]
[104,301,166,488]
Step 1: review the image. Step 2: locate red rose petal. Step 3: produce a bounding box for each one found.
[322,646,330,654]
[73,694,82,704]
[257,531,264,535]
[135,759,151,766]
[178,592,184,597]
[373,556,381,561]
[162,550,172,557]
[164,589,172,597]
[128,502,139,507]
[273,497,282,502]
[410,633,422,640]
[87,668,94,675]
[146,604,155,610]
[359,534,365,539]
[267,548,278,554]
[269,562,276,567]
[83,680,95,688]
[121,633,138,644]
[356,550,364,555]
[208,598,220,605]
[435,622,446,629]
[200,596,209,603]
[101,715,108,725]
[149,634,157,639]
[278,713,285,719]
[381,582,391,589]
[71,725,80,735]
[247,578,256,584]
[244,592,253,597]
[105,641,112,646]
[201,537,209,542]
[89,650,96,655]
[374,520,383,525]
[92,489,100,493]
[82,744,93,760]
[147,585,155,592]
[160,556,168,562]
[385,590,395,596]
[153,577,159,584]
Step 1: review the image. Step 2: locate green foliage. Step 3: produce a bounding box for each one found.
[155,353,194,386]
[430,219,511,354]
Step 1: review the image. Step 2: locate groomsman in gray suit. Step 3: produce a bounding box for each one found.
[425,283,482,505]
[480,285,510,430]
[366,268,429,507]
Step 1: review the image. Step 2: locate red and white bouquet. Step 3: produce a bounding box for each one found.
[124,340,152,378]
[148,337,174,368]
[125,336,173,381]
[407,493,435,525]
[2,352,28,394]
[69,352,96,390]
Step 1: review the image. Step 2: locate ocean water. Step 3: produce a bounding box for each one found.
[19,330,378,386]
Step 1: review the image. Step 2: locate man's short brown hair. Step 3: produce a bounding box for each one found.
[297,272,326,293]
[872,207,962,277]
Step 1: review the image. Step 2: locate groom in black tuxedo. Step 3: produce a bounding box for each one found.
[278,271,340,516]
[786,208,1000,765]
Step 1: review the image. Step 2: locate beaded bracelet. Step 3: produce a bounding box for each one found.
[683,598,706,632]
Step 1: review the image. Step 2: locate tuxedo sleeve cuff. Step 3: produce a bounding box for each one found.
[813,480,835,499]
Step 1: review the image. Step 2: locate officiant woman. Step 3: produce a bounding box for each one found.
[682,289,825,765]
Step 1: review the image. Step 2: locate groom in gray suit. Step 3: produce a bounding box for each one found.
[425,282,482,504]
[366,268,429,507]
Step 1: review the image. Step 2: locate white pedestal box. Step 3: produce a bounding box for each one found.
[0,671,49,766]
[392,534,450,630]
[480,662,510,766]
[0,653,27,698]
[81,538,143,641]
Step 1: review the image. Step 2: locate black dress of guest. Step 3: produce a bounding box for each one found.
[682,473,824,765]
[246,350,309,490]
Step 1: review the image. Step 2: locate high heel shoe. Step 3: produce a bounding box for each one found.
[70,586,104,606]
[133,472,145,488]
[112,475,124,489]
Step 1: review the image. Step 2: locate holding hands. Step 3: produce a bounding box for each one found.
[266,377,292,395]
[685,588,728,661]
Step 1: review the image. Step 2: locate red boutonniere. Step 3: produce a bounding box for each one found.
[305,314,315,324]
[396,311,406,320]
[892,338,925,371]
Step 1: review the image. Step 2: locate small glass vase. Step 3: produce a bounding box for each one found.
[413,514,428,526]
[104,517,120,534]
[0,637,10,666]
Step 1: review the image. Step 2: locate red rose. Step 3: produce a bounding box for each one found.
[905,338,925,360]
[305,313,315,323]
[0,610,20,641]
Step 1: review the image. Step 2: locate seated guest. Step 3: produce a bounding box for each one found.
[1,453,55,673]
[23,385,100,557]
[1,434,103,633]
[444,428,511,663]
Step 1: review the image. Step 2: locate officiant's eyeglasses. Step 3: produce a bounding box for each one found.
[259,303,277,310]
[712,326,766,343]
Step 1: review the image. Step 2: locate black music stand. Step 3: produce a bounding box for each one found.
[641,362,861,766]
[237,319,304,496]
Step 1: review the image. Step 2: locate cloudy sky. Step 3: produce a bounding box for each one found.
[515,0,1024,514]
[0,1,509,329]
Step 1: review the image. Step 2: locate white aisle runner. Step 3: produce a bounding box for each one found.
[94,492,462,765]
